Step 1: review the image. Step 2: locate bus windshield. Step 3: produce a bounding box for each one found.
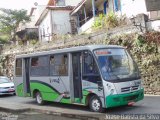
[94,48,140,81]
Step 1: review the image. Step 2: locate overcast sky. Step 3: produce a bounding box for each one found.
[0,0,48,10]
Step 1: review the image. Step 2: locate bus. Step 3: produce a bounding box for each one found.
[14,45,144,112]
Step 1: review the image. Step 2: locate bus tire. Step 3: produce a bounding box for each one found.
[35,91,44,105]
[89,95,105,113]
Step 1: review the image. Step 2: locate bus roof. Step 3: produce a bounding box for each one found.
[16,45,124,58]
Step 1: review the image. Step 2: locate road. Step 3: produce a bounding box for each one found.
[0,95,160,120]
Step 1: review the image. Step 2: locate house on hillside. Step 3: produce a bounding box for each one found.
[70,0,121,34]
[35,0,81,42]
[71,0,160,34]
[16,7,38,45]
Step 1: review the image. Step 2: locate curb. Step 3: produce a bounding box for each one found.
[31,108,102,120]
[0,106,103,120]
[144,94,160,97]
[0,106,30,114]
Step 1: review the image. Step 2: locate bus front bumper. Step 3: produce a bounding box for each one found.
[106,88,144,108]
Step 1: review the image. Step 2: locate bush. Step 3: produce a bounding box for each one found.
[0,35,9,44]
[92,14,106,29]
[105,12,119,28]
[92,12,125,30]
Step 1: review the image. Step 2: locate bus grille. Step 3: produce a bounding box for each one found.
[123,95,139,101]
[121,85,139,92]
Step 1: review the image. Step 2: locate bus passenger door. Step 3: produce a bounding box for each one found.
[72,52,83,103]
[23,58,31,96]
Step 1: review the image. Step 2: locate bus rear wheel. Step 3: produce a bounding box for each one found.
[35,91,44,105]
[89,95,105,113]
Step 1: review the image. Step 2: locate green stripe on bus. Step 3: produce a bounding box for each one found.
[30,82,60,101]
[16,83,24,97]
[16,82,91,105]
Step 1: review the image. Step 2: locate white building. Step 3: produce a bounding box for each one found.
[35,0,82,42]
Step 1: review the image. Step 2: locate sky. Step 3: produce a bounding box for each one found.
[0,0,48,10]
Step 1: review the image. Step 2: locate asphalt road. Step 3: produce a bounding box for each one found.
[0,95,160,120]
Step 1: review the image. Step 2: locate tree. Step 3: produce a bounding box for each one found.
[0,8,30,42]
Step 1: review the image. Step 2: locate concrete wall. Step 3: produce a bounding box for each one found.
[108,0,114,13]
[147,20,160,31]
[38,11,52,42]
[38,10,72,42]
[121,0,149,17]
[51,10,72,35]
[78,17,95,34]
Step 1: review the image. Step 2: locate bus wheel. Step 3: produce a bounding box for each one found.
[35,91,44,105]
[89,95,105,113]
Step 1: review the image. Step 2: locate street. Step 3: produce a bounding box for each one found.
[0,95,160,120]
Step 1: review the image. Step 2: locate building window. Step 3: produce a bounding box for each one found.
[50,54,68,76]
[56,0,65,6]
[30,56,49,76]
[15,59,22,76]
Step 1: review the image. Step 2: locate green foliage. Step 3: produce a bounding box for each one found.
[105,12,119,28]
[135,35,146,47]
[92,14,106,29]
[0,8,30,41]
[92,12,120,30]
[30,39,38,45]
[0,35,9,44]
[0,55,7,75]
[134,34,158,54]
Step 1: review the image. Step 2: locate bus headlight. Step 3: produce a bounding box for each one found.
[106,83,117,95]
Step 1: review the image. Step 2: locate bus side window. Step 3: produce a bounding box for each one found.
[15,59,22,76]
[50,54,68,76]
[30,56,49,76]
[31,58,39,67]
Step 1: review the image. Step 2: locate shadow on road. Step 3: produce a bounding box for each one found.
[0,94,16,98]
[24,99,142,114]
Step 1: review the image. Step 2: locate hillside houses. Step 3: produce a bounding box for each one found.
[16,0,160,43]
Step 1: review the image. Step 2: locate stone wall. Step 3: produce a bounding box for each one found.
[1,25,160,95]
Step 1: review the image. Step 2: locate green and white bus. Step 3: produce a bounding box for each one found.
[14,45,144,112]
